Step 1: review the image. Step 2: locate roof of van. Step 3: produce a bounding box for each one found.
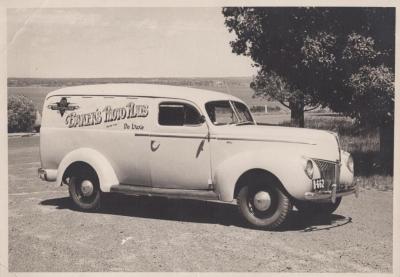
[46,83,243,104]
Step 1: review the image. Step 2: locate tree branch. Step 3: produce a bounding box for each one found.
[304,105,320,112]
[279,100,290,109]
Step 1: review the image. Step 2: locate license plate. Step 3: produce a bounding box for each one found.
[312,178,325,190]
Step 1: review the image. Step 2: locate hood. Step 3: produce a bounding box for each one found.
[211,124,341,161]
[212,124,338,146]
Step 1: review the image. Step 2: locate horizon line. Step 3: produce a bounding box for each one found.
[8,76,253,79]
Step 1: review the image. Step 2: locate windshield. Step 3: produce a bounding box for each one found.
[205,101,255,126]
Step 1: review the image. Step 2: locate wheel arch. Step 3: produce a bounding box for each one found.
[56,148,119,192]
[62,161,98,184]
[233,168,290,199]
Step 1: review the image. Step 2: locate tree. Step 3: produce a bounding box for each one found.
[222,8,394,122]
[347,65,394,163]
[299,9,394,163]
[222,7,334,127]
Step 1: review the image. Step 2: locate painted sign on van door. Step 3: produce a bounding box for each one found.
[65,102,149,128]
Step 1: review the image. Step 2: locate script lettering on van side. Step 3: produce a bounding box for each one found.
[65,102,149,128]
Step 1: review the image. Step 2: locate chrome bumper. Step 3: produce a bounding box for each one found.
[38,168,57,182]
[38,168,47,181]
[304,183,359,203]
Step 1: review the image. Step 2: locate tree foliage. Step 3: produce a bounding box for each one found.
[8,94,37,132]
[347,65,394,127]
[222,7,395,129]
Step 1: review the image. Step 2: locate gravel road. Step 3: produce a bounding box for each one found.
[8,136,393,272]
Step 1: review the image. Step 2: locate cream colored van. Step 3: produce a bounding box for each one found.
[38,84,358,229]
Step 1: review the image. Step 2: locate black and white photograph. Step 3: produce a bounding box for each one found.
[2,1,398,275]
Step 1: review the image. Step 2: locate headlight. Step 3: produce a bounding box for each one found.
[303,159,314,179]
[347,154,354,173]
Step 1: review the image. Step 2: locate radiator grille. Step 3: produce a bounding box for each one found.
[314,159,339,191]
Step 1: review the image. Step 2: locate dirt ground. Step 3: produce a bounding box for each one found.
[8,136,393,272]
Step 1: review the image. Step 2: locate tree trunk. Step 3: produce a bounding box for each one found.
[289,100,305,127]
[379,122,394,174]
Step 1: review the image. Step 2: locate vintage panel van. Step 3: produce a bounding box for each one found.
[38,84,358,229]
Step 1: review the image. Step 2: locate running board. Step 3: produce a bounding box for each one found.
[110,184,219,200]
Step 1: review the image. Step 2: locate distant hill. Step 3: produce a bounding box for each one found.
[7,77,252,88]
[7,77,289,112]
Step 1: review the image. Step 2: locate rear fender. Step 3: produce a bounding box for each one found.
[56,148,118,192]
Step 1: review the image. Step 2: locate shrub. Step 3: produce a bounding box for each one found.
[8,94,37,132]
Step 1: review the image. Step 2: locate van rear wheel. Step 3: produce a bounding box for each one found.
[68,168,101,211]
[237,183,292,230]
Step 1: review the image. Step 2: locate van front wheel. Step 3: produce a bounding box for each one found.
[68,169,101,211]
[237,183,292,230]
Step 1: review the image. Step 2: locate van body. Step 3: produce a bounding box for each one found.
[38,84,358,229]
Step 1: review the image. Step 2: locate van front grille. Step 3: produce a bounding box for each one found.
[314,159,339,191]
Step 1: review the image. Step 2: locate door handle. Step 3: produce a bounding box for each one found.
[151,140,160,151]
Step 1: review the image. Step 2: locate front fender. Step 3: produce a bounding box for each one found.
[340,150,354,186]
[213,150,311,202]
[55,148,119,192]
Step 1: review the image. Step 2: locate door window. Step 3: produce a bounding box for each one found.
[205,100,255,125]
[205,101,238,125]
[159,102,203,126]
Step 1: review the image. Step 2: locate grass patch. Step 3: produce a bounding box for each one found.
[339,133,379,153]
[356,175,393,191]
[283,114,374,136]
[282,115,380,154]
[304,115,357,136]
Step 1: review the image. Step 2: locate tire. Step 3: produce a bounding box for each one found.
[68,167,101,211]
[237,183,292,230]
[295,197,342,215]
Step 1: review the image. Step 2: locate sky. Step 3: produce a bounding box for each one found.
[7,7,256,78]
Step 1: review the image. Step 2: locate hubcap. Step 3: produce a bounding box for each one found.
[253,191,271,211]
[80,180,94,197]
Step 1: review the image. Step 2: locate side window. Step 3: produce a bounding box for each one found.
[159,102,202,126]
[184,104,202,125]
[159,103,184,126]
[205,101,237,125]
